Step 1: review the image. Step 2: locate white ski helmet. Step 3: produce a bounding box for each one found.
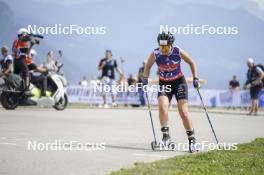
[17,28,29,35]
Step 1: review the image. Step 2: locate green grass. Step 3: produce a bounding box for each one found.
[110,138,264,175]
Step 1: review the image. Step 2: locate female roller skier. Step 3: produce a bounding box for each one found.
[143,31,200,153]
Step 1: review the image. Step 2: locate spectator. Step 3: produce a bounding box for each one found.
[0,45,13,74]
[42,51,57,72]
[79,76,88,86]
[1,45,21,92]
[98,50,123,108]
[137,61,146,84]
[55,50,64,76]
[127,74,136,86]
[244,58,264,115]
[137,61,146,106]
[229,75,240,90]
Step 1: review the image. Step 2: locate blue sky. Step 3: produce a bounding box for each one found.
[30,0,264,20]
[2,0,264,88]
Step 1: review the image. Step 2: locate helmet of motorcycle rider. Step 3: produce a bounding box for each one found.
[17,28,29,37]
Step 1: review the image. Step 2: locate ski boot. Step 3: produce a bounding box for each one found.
[186,129,198,153]
[159,127,175,151]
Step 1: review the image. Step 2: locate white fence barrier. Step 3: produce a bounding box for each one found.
[66,86,264,107]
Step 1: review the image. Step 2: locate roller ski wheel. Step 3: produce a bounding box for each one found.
[161,134,175,150]
[188,137,198,153]
[150,140,176,151]
[168,142,176,151]
[159,139,176,151]
[151,141,159,151]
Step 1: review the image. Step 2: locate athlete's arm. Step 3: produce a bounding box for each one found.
[98,59,105,70]
[143,52,155,77]
[115,67,123,76]
[180,49,198,78]
[186,77,207,84]
[114,60,123,76]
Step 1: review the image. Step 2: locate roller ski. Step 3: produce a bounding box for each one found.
[187,129,199,153]
[151,127,175,151]
[151,138,176,151]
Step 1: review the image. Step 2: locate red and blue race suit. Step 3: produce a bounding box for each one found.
[154,46,188,101]
[154,46,183,82]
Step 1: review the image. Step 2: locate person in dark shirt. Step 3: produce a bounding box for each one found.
[137,61,146,106]
[229,75,240,90]
[127,74,136,86]
[98,50,123,108]
[137,61,146,83]
[99,51,118,79]
[244,58,264,115]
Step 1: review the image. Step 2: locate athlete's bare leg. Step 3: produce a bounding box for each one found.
[158,95,171,142]
[177,99,197,152]
[177,99,193,130]
[158,96,170,127]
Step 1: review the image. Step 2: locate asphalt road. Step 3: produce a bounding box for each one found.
[0,108,263,175]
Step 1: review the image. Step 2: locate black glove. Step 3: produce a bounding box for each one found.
[193,77,200,89]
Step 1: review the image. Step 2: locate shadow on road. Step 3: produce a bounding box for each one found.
[106,144,150,151]
[105,144,188,153]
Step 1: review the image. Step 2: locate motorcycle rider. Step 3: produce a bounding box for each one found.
[27,49,48,97]
[12,28,37,96]
[0,48,68,110]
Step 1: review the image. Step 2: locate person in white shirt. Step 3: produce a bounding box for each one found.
[42,51,57,72]
[0,46,13,75]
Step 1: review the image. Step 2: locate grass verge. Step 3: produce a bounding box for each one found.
[110,138,264,175]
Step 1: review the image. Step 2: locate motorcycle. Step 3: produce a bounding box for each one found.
[0,75,4,96]
[0,70,68,110]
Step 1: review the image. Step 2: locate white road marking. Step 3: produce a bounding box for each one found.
[0,142,17,146]
[0,137,34,141]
